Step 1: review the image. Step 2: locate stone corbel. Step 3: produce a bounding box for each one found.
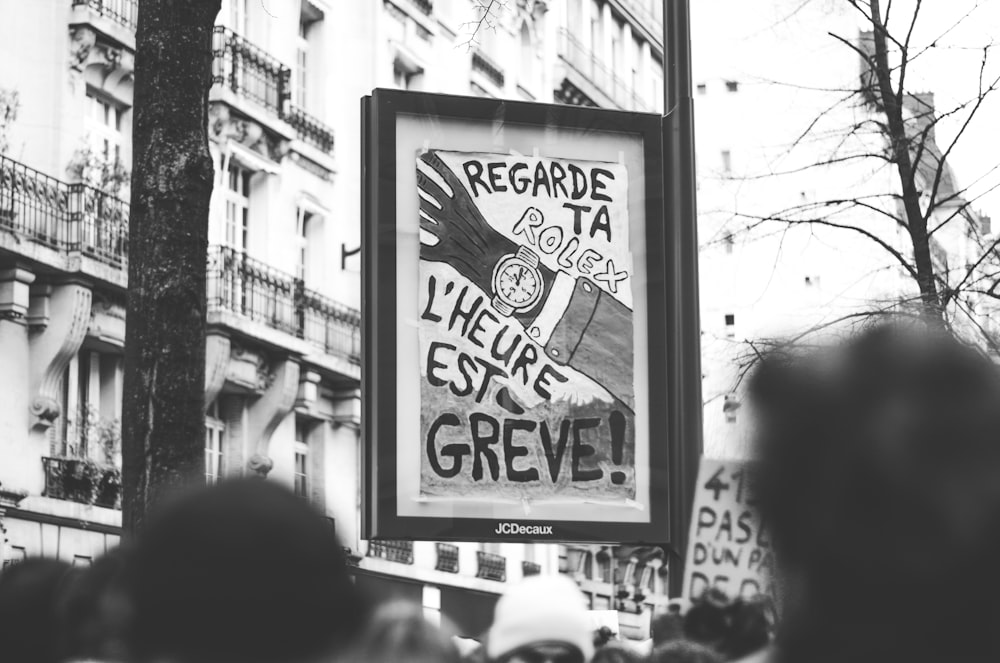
[28,283,92,430]
[204,332,231,408]
[0,267,35,321]
[331,388,361,431]
[69,26,135,77]
[245,359,300,477]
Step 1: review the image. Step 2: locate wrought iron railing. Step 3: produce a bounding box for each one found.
[300,288,361,362]
[471,50,505,89]
[0,155,128,266]
[286,105,335,154]
[42,456,121,510]
[69,183,129,265]
[557,29,653,112]
[0,156,71,249]
[368,540,414,565]
[212,27,291,117]
[207,246,298,335]
[72,0,139,32]
[477,551,507,582]
[436,542,460,573]
[207,245,361,363]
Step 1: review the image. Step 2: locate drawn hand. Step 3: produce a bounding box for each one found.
[417,151,516,294]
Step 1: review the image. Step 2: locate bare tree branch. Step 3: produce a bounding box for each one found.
[460,0,506,50]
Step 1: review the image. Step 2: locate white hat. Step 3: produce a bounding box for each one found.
[487,575,595,661]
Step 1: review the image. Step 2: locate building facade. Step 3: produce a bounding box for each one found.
[0,0,670,638]
[691,1,996,459]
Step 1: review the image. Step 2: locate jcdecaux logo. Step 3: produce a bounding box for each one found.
[494,522,554,535]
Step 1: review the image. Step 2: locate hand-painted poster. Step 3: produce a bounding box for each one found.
[683,459,775,601]
[416,150,635,502]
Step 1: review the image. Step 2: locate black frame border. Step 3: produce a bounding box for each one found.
[363,88,672,544]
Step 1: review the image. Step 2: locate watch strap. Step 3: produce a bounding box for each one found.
[491,296,514,317]
[516,245,539,268]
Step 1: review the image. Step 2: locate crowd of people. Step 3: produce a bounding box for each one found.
[3,322,1000,663]
[0,477,770,663]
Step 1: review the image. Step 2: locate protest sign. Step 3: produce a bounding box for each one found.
[682,459,774,600]
[417,150,636,502]
[361,89,689,543]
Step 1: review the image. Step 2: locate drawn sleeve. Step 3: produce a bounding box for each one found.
[527,274,635,411]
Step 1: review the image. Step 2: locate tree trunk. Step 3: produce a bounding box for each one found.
[868,0,944,326]
[123,0,221,536]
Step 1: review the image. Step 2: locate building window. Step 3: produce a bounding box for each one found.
[229,0,248,35]
[295,19,310,109]
[522,560,542,576]
[73,555,93,567]
[725,80,739,92]
[224,162,250,253]
[86,91,124,175]
[596,547,612,582]
[61,350,122,459]
[519,23,534,90]
[721,150,732,176]
[294,420,309,499]
[368,540,414,564]
[725,313,736,338]
[696,83,707,94]
[205,401,225,484]
[724,394,741,424]
[296,209,315,283]
[436,542,460,573]
[477,550,507,582]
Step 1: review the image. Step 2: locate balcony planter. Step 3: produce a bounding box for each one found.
[61,458,103,504]
[95,467,122,509]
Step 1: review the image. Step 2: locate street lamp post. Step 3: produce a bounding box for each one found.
[662,0,703,598]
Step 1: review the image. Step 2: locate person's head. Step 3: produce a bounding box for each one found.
[487,575,594,663]
[681,588,770,660]
[56,546,132,661]
[0,557,79,663]
[126,478,369,663]
[353,600,460,663]
[648,640,723,663]
[590,641,642,663]
[749,323,1000,658]
[650,612,685,647]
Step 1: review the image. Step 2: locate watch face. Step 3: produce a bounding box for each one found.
[496,260,540,307]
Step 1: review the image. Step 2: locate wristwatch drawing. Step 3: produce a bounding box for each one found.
[491,246,544,317]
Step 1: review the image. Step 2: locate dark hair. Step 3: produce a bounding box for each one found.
[649,640,723,663]
[352,600,460,663]
[591,641,643,663]
[651,612,685,647]
[127,479,370,663]
[0,557,79,663]
[683,588,769,660]
[749,323,1000,660]
[56,546,132,661]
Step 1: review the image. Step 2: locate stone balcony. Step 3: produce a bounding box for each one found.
[556,28,654,112]
[0,155,128,288]
[0,156,360,370]
[206,246,361,368]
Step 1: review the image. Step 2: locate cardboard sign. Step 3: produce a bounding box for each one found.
[682,459,774,600]
[416,150,636,503]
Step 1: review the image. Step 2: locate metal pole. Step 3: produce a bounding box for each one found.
[662,0,703,598]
